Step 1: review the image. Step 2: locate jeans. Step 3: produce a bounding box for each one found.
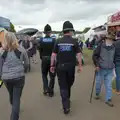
[3,77,25,120]
[115,67,120,92]
[96,69,113,101]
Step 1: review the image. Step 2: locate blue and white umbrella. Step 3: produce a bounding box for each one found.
[0,17,10,29]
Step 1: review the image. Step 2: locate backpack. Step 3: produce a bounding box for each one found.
[0,49,22,88]
[2,49,22,61]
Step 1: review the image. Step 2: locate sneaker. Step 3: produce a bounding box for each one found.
[64,108,70,115]
[43,90,48,96]
[95,94,100,100]
[105,100,114,107]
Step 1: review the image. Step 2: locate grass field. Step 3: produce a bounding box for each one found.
[83,48,93,65]
[112,79,116,90]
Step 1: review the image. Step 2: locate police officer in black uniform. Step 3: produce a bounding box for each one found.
[50,21,82,114]
[38,24,56,97]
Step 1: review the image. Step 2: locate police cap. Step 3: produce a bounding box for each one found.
[44,24,52,33]
[63,21,75,32]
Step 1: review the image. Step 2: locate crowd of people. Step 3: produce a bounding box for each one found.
[17,34,38,72]
[0,21,120,120]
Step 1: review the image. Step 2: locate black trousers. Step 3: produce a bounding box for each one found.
[57,65,75,109]
[41,58,56,93]
[3,77,25,120]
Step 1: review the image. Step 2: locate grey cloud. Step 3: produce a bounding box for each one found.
[0,0,120,28]
[48,1,120,23]
[21,0,46,4]
[84,0,119,2]
[18,0,120,5]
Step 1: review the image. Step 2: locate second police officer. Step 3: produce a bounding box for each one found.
[38,24,56,97]
[50,21,82,114]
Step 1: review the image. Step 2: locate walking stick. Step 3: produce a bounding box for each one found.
[89,70,97,103]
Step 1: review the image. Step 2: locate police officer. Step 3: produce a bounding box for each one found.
[38,24,56,97]
[50,21,82,114]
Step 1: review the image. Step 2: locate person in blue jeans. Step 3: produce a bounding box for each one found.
[114,38,120,94]
[115,67,120,93]
[0,32,29,120]
[93,34,115,107]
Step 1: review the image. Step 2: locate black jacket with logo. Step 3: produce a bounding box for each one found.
[53,35,81,66]
[38,36,55,59]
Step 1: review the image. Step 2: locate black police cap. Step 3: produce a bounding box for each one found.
[63,21,75,32]
[44,24,52,33]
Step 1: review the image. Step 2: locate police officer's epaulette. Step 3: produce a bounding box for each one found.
[52,37,56,40]
[56,38,63,43]
[73,38,78,42]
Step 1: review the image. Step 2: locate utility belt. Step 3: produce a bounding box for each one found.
[57,62,75,70]
[42,56,51,61]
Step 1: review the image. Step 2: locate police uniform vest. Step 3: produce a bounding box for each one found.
[53,36,80,67]
[40,36,55,58]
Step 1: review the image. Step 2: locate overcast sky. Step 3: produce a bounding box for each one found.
[0,0,120,31]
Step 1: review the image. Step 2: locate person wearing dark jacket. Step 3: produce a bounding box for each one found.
[114,39,120,94]
[38,24,56,97]
[20,35,33,57]
[0,32,29,120]
[50,21,82,114]
[85,38,89,48]
[92,34,115,107]
[20,35,32,72]
[116,25,120,40]
[30,37,38,64]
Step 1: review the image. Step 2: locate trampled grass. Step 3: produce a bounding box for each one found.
[83,48,93,65]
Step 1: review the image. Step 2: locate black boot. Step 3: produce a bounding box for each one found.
[105,99,114,107]
[48,88,54,97]
[49,92,54,97]
[64,108,70,115]
[95,93,100,100]
[43,89,48,96]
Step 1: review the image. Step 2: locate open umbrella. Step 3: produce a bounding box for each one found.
[17,28,39,36]
[0,16,10,29]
